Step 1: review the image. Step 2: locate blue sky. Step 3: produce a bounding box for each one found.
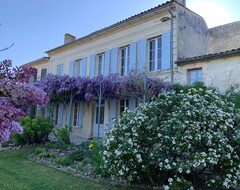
[0,0,240,67]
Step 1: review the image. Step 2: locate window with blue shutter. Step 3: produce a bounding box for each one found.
[162,31,171,70]
[128,98,136,110]
[77,101,84,128]
[120,46,130,76]
[55,103,64,127]
[80,57,87,77]
[103,50,111,76]
[110,48,118,74]
[188,68,202,85]
[148,31,171,71]
[57,64,64,76]
[90,54,96,78]
[69,61,75,77]
[129,42,137,74]
[137,39,147,72]
[96,53,104,75]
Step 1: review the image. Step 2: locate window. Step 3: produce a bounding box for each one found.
[74,59,82,77]
[55,104,59,125]
[40,68,47,81]
[149,37,162,71]
[120,99,129,114]
[57,64,64,76]
[97,54,104,75]
[120,46,130,76]
[73,102,79,126]
[188,68,202,85]
[95,100,105,124]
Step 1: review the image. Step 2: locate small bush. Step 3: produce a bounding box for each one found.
[35,147,43,155]
[11,116,53,145]
[89,140,104,174]
[57,157,73,166]
[69,150,84,162]
[54,125,72,144]
[38,152,48,158]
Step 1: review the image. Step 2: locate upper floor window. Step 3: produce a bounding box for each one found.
[57,64,64,76]
[74,59,82,77]
[97,53,104,75]
[40,68,47,81]
[188,68,202,85]
[120,46,130,76]
[149,37,162,71]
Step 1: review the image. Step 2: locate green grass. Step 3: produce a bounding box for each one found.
[0,148,123,190]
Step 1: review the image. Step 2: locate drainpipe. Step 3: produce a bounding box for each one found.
[168,9,174,85]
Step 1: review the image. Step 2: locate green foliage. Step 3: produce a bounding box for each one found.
[69,150,84,162]
[89,140,104,174]
[57,157,73,166]
[35,147,43,155]
[102,84,240,189]
[38,152,48,158]
[11,116,53,145]
[53,125,72,144]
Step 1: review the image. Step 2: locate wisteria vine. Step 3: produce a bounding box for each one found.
[0,60,48,142]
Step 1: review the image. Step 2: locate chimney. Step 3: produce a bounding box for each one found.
[175,0,186,6]
[64,33,76,44]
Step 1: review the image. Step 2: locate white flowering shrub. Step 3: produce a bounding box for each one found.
[102,85,240,189]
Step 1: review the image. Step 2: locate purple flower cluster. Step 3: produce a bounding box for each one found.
[0,60,48,142]
[38,72,171,103]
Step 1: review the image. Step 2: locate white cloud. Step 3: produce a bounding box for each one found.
[187,0,234,28]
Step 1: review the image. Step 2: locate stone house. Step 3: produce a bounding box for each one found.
[24,0,240,142]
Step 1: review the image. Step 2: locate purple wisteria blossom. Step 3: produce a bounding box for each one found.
[0,60,48,142]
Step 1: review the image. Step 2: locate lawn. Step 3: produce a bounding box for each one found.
[0,148,123,190]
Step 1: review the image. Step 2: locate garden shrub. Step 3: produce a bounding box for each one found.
[57,157,73,166]
[89,140,104,174]
[69,150,84,162]
[11,116,53,145]
[35,147,43,155]
[53,125,72,144]
[102,84,240,189]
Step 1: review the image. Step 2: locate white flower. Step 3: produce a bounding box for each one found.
[136,154,142,163]
[178,168,183,173]
[168,178,173,183]
[163,185,169,190]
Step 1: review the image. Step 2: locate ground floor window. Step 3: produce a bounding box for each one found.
[188,68,202,85]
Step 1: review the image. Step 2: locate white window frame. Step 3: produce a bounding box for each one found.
[97,53,104,76]
[119,99,129,114]
[57,64,64,76]
[148,36,162,72]
[120,46,130,76]
[40,68,47,81]
[188,68,203,85]
[72,102,79,127]
[74,59,82,77]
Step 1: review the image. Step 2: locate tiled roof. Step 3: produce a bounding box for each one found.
[176,48,240,65]
[23,57,50,66]
[46,0,174,54]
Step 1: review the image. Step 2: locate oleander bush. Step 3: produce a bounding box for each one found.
[11,116,53,145]
[102,84,240,190]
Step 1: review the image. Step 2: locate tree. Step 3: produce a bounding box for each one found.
[0,60,48,142]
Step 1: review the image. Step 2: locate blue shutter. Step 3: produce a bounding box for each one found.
[65,103,71,126]
[69,61,74,77]
[109,99,117,130]
[128,98,136,110]
[137,39,147,72]
[80,57,87,77]
[77,101,84,128]
[103,50,111,76]
[57,103,64,127]
[110,48,118,74]
[129,42,137,74]
[162,31,171,70]
[90,55,96,78]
